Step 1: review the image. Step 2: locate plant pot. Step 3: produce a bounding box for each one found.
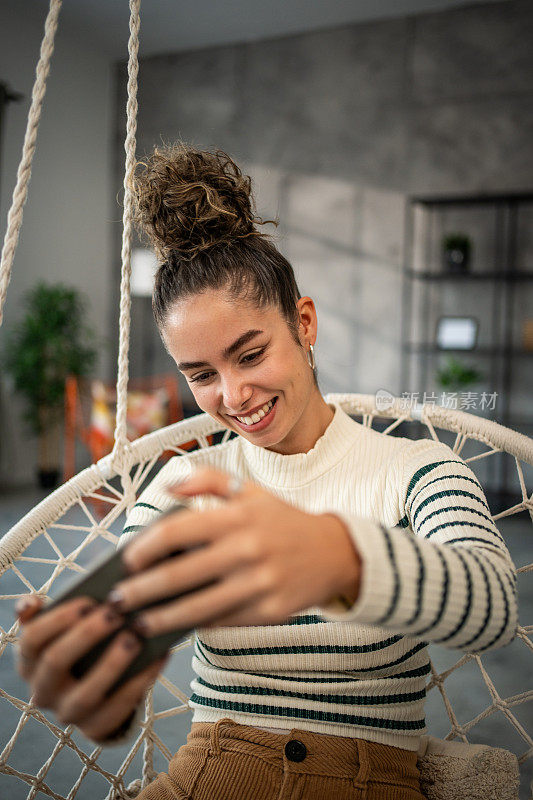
[443,246,470,274]
[37,411,62,489]
[37,468,59,489]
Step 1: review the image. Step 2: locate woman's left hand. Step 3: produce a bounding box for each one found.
[110,467,361,634]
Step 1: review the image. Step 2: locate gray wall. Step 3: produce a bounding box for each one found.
[0,0,114,486]
[117,0,533,428]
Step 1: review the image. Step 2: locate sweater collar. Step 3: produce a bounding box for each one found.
[238,400,360,488]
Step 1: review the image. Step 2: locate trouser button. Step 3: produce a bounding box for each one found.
[285,739,307,762]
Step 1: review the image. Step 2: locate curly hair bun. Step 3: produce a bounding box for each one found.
[133,142,275,262]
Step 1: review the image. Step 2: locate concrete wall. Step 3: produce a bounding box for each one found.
[0,1,114,486]
[117,0,533,440]
[3,0,532,487]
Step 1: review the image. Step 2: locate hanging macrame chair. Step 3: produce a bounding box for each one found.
[0,1,532,798]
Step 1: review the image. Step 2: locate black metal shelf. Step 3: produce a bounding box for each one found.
[410,191,533,207]
[403,344,533,356]
[405,269,533,282]
[401,191,533,504]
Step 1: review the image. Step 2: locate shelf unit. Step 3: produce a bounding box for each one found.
[401,191,533,511]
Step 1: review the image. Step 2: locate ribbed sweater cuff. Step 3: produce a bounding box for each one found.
[318,515,388,623]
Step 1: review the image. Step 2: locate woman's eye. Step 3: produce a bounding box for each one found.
[191,372,213,383]
[241,349,265,364]
[191,349,265,383]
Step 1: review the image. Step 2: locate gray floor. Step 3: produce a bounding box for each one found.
[0,487,532,799]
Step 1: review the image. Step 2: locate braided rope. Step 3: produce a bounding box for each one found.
[109,0,141,518]
[0,0,63,328]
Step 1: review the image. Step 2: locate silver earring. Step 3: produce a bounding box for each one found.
[307,344,316,370]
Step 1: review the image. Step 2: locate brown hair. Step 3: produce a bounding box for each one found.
[133,142,318,383]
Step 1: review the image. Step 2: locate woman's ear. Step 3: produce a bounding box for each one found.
[296,297,318,347]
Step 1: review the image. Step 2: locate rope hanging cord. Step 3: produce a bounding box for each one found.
[0,0,63,327]
[111,0,141,486]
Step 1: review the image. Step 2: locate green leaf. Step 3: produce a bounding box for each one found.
[1,281,104,434]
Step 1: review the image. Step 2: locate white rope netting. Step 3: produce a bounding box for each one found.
[0,396,532,798]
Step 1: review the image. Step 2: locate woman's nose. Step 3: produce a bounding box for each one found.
[220,374,252,412]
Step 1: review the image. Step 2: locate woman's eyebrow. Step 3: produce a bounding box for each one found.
[177,329,264,370]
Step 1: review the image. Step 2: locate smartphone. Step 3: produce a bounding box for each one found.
[35,502,214,692]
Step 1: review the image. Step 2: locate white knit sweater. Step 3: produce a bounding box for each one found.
[119,400,517,751]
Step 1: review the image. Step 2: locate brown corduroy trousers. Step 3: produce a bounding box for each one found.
[136,718,426,800]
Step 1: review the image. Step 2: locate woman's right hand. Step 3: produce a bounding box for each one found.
[15,594,168,744]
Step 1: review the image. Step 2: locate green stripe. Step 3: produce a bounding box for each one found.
[435,549,472,644]
[237,662,431,683]
[242,673,355,684]
[375,525,400,624]
[409,473,486,513]
[386,662,431,679]
[411,489,492,526]
[284,614,331,626]
[423,520,502,541]
[404,534,424,627]
[122,524,145,534]
[398,515,410,528]
[340,641,428,672]
[133,501,162,513]
[405,459,469,503]
[188,695,426,730]
[459,550,491,651]
[195,677,426,705]
[417,506,503,542]
[413,492,494,538]
[194,636,217,667]
[412,548,449,638]
[196,633,403,658]
[474,555,511,652]
[444,537,503,551]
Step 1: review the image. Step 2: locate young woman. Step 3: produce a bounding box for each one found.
[16,144,518,800]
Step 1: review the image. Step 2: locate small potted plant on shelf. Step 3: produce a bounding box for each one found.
[436,355,483,396]
[442,233,472,274]
[3,282,99,489]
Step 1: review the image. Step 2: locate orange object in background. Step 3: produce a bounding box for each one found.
[64,375,207,486]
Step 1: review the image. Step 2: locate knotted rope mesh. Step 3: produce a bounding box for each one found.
[0,397,532,797]
[0,0,532,798]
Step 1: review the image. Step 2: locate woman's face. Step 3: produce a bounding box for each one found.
[162,288,318,453]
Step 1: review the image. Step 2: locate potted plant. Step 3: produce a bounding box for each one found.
[3,282,99,488]
[442,233,472,274]
[436,355,483,395]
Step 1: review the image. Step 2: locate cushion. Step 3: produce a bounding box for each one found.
[416,735,520,800]
[90,380,169,450]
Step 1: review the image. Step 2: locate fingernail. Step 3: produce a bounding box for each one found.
[107,589,125,612]
[130,615,150,638]
[122,631,141,651]
[14,597,32,616]
[104,606,124,624]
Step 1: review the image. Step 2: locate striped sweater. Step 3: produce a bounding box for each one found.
[119,400,518,751]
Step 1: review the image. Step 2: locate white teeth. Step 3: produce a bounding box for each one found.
[236,398,275,425]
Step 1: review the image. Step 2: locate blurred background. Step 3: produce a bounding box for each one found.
[1,0,532,504]
[0,2,532,798]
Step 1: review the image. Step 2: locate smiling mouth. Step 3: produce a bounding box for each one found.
[231,396,278,426]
